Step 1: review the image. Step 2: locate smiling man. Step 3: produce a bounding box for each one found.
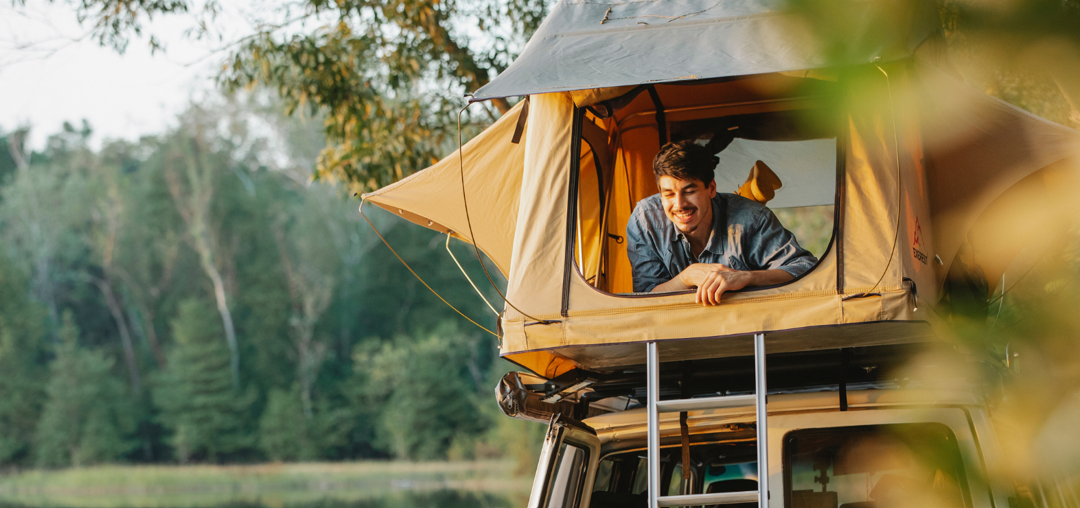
[625,140,817,305]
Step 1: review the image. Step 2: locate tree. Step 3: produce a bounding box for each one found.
[0,251,48,465]
[0,123,93,339]
[85,164,143,394]
[258,387,315,461]
[34,313,138,467]
[271,197,337,420]
[21,0,550,193]
[153,299,255,462]
[163,112,243,388]
[0,96,516,465]
[354,323,494,460]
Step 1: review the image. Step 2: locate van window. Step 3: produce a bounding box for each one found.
[544,442,588,508]
[590,444,758,508]
[784,424,970,508]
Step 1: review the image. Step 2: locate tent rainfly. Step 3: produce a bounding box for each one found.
[363,0,1080,378]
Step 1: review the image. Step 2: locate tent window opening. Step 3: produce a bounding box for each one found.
[571,80,841,296]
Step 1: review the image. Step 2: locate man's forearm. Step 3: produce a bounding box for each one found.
[745,268,795,287]
[650,263,718,293]
[650,278,692,293]
[650,266,794,294]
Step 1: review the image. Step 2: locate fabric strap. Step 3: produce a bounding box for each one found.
[680,411,691,481]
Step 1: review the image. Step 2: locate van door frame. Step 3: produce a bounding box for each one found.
[528,418,602,508]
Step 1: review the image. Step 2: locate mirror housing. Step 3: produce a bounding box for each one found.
[496,371,581,424]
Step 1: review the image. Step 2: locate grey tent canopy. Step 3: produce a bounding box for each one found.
[472,0,941,101]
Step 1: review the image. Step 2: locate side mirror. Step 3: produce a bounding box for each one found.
[496,371,582,424]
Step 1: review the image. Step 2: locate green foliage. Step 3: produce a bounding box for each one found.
[257,386,355,462]
[154,299,256,462]
[259,387,317,461]
[34,313,138,467]
[0,95,522,466]
[4,0,1080,476]
[354,323,495,460]
[24,0,548,192]
[47,0,192,54]
[0,252,48,465]
[215,0,550,192]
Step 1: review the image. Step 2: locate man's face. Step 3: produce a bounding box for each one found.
[658,175,717,236]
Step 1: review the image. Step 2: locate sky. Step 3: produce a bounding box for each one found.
[0,1,258,150]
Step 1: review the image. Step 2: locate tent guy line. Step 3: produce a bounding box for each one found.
[358,197,499,338]
[445,233,501,317]
[457,103,559,326]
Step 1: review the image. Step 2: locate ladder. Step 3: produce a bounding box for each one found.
[646,333,769,507]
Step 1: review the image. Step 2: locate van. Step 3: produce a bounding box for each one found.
[501,344,1038,508]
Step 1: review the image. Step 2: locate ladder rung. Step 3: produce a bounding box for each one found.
[657,491,759,506]
[655,394,756,413]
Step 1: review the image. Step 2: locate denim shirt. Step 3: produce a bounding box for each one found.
[625,193,818,293]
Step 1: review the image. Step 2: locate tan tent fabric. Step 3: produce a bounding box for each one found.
[966,159,1080,291]
[363,100,528,276]
[915,62,1080,292]
[505,93,576,321]
[365,62,1080,376]
[569,86,638,108]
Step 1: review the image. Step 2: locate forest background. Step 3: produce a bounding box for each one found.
[0,94,545,467]
[1,0,1080,478]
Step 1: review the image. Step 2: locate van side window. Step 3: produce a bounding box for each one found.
[591,444,758,508]
[784,424,971,508]
[544,442,589,508]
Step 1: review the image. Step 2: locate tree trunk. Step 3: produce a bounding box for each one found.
[165,145,241,389]
[133,303,166,369]
[8,131,61,340]
[272,221,332,419]
[198,248,240,389]
[94,277,142,395]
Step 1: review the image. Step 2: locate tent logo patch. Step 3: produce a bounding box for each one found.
[912,217,927,264]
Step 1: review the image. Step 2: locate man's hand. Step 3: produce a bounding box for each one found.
[677,263,736,288]
[695,269,753,305]
[650,263,795,305]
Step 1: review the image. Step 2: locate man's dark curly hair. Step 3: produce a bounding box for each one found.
[652,140,719,185]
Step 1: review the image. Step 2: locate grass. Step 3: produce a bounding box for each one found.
[0,461,532,508]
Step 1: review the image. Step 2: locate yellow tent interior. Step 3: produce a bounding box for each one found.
[364,20,1080,381]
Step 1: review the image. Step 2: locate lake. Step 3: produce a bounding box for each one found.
[0,462,532,508]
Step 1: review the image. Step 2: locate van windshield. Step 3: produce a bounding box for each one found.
[785,424,971,508]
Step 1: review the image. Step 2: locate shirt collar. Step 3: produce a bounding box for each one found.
[702,195,726,256]
[667,195,727,253]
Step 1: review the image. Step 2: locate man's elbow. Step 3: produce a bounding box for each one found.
[778,261,813,280]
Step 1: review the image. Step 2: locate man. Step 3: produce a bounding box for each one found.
[626,140,817,305]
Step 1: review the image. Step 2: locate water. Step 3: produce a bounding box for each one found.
[0,490,525,508]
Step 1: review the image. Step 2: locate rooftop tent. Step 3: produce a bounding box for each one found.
[363,0,1080,379]
[363,99,528,276]
[470,0,940,100]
